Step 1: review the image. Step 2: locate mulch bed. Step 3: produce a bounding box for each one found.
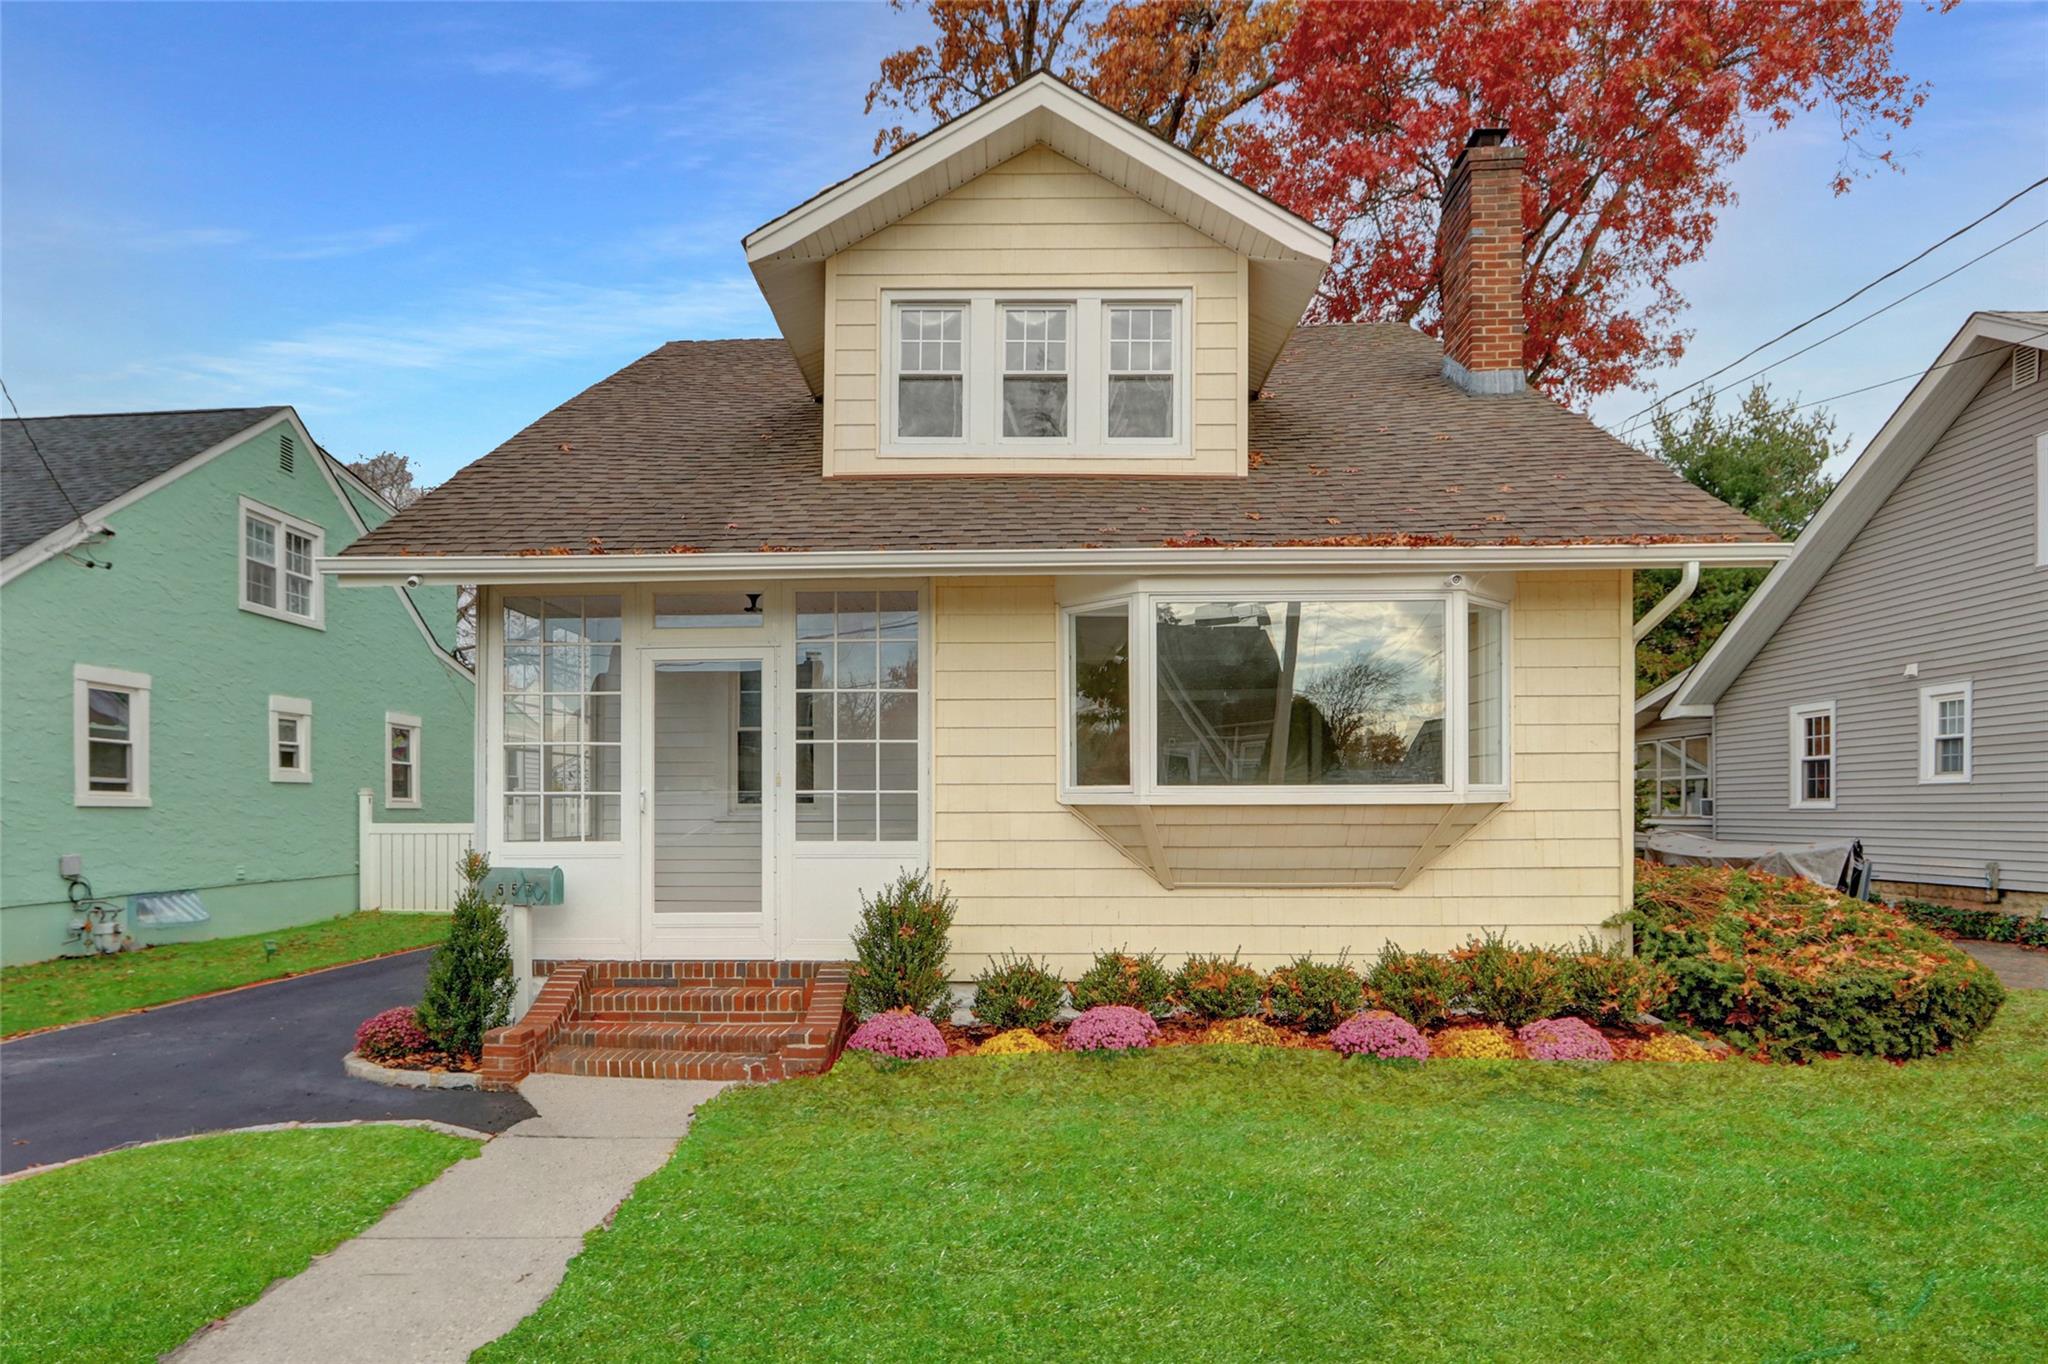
[359,1050,479,1074]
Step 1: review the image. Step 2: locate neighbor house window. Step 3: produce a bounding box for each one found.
[74,664,150,807]
[386,713,421,809]
[1106,305,1176,440]
[1636,737,1710,818]
[239,498,323,626]
[895,306,965,439]
[1061,590,1508,801]
[1001,306,1070,438]
[502,594,622,842]
[1918,681,1972,783]
[1789,703,1835,808]
[269,695,312,783]
[794,589,920,843]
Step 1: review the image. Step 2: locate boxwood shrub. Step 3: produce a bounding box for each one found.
[1451,932,1570,1028]
[1173,954,1265,1020]
[1363,942,1465,1031]
[1561,940,1674,1027]
[1069,949,1175,1018]
[1621,862,2006,1061]
[1264,956,1364,1033]
[970,954,1067,1031]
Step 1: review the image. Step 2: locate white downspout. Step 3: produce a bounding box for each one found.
[1632,560,1701,643]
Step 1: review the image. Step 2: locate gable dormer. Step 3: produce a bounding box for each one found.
[744,74,1332,478]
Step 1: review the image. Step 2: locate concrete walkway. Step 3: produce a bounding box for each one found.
[173,1074,726,1364]
[1960,940,2048,991]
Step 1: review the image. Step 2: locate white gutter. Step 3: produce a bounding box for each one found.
[1631,560,1701,644]
[322,541,1788,587]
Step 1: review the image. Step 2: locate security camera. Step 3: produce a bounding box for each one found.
[404,574,423,589]
[1444,573,1470,589]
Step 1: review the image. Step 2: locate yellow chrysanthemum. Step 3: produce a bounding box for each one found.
[1202,1017,1282,1047]
[1430,1025,1517,1060]
[1640,1031,1715,1063]
[976,1028,1054,1057]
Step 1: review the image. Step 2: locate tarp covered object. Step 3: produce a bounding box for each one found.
[1639,830,1861,889]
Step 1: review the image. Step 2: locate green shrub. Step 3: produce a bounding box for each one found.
[417,849,515,1058]
[970,954,1066,1030]
[849,870,957,1022]
[1069,949,1175,1018]
[1264,955,1364,1033]
[1621,862,2007,1061]
[1363,943,1465,1031]
[1452,933,1569,1028]
[1173,953,1265,1020]
[1560,940,1675,1027]
[1897,899,2048,949]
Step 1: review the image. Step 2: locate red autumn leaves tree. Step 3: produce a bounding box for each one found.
[868,0,1929,404]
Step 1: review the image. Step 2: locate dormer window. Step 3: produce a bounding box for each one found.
[882,291,1191,458]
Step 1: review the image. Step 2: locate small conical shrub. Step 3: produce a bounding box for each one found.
[848,869,956,1021]
[417,848,515,1058]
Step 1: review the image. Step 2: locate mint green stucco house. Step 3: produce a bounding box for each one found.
[1,407,474,964]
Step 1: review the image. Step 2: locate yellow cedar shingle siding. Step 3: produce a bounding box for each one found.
[826,145,1248,476]
[930,572,1635,973]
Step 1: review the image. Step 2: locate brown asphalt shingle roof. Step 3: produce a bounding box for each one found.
[345,323,1771,558]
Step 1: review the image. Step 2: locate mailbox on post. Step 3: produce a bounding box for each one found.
[480,866,564,908]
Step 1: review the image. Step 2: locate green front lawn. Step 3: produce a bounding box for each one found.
[0,1126,476,1364]
[0,911,447,1037]
[483,993,2048,1363]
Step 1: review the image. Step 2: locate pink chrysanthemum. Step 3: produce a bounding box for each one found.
[847,1010,948,1060]
[1329,1009,1429,1060]
[354,1006,430,1061]
[1518,1016,1615,1062]
[1064,1004,1159,1052]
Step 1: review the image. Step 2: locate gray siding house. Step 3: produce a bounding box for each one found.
[1652,311,2047,911]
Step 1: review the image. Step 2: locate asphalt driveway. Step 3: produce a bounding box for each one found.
[0,949,534,1174]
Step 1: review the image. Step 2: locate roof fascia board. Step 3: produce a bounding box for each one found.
[1633,668,1692,723]
[326,539,1789,588]
[1669,313,2020,714]
[0,408,293,587]
[745,74,1332,265]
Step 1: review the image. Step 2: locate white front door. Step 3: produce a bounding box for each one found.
[639,649,776,958]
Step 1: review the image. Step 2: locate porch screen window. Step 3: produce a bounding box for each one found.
[1106,306,1175,439]
[241,502,321,624]
[896,307,964,439]
[1069,604,1131,787]
[502,594,622,842]
[795,590,919,843]
[1635,738,1709,817]
[1155,599,1446,787]
[1001,306,1069,437]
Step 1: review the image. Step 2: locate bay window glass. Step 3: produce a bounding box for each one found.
[1069,604,1131,787]
[1001,306,1069,437]
[1155,599,1447,787]
[1467,603,1505,786]
[896,306,964,439]
[502,593,621,841]
[795,589,919,842]
[1107,305,1176,439]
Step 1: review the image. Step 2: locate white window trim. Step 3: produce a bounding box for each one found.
[880,288,1193,459]
[385,710,422,809]
[268,695,313,784]
[238,496,326,629]
[2035,433,2046,568]
[1917,679,1973,784]
[1788,701,1836,810]
[74,663,151,807]
[1055,582,1511,806]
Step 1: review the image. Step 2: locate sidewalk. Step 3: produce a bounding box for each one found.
[1959,939,2048,991]
[172,1074,726,1364]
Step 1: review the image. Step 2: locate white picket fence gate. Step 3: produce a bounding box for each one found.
[357,789,474,912]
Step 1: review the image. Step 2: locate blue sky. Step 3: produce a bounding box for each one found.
[3,1,2043,485]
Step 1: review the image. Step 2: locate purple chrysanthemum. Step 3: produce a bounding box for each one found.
[354,1006,430,1061]
[1518,1016,1615,1062]
[1064,1004,1159,1052]
[847,1010,948,1060]
[1329,1009,1429,1060]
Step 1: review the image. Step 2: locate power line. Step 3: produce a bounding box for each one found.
[1785,330,2048,415]
[1618,216,2048,440]
[1,377,92,531]
[1617,173,2048,430]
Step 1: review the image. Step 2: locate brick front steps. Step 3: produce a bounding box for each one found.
[480,960,853,1091]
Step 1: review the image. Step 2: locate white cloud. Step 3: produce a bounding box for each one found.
[461,46,603,91]
[262,223,426,261]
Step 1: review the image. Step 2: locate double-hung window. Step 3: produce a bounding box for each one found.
[240,498,323,626]
[269,696,312,783]
[1789,703,1835,808]
[1060,586,1509,801]
[1919,681,1972,783]
[74,664,150,807]
[885,292,1188,455]
[386,713,421,809]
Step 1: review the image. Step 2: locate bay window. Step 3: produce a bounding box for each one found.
[1063,586,1508,800]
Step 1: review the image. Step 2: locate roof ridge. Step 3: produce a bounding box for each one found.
[9,405,286,422]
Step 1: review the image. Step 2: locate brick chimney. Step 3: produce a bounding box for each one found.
[1438,127,1526,395]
